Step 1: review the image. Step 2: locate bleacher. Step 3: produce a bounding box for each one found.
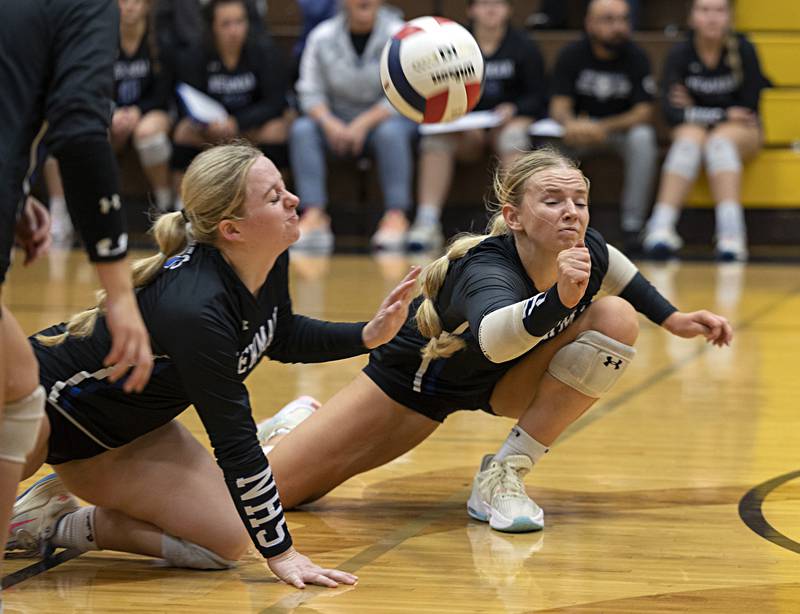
[113,0,800,252]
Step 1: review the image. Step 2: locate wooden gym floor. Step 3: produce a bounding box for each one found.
[2,249,800,613]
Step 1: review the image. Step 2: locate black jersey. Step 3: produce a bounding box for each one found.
[115,30,171,113]
[178,38,288,130]
[661,33,768,127]
[32,243,367,559]
[0,0,127,282]
[366,228,675,421]
[551,36,655,119]
[472,27,547,118]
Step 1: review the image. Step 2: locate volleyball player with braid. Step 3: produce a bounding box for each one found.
[259,147,733,532]
[7,144,419,588]
[642,0,769,261]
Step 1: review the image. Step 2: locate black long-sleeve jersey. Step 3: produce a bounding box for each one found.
[115,30,171,114]
[366,228,675,420]
[471,27,547,118]
[33,243,367,559]
[551,36,655,119]
[0,0,128,282]
[661,32,768,127]
[178,38,288,130]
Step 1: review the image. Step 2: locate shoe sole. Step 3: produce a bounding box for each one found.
[467,498,544,533]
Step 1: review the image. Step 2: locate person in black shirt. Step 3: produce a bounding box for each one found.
[112,0,174,212]
[260,147,732,534]
[7,144,419,588]
[550,0,658,253]
[172,0,291,202]
[410,0,548,252]
[0,0,153,597]
[642,0,767,262]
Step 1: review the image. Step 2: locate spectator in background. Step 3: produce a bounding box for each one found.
[46,0,175,244]
[172,0,291,206]
[409,0,547,253]
[153,0,267,67]
[527,0,640,30]
[549,0,657,254]
[293,0,337,68]
[290,0,417,253]
[642,0,767,262]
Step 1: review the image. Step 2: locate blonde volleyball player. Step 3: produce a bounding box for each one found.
[262,147,733,532]
[7,144,419,588]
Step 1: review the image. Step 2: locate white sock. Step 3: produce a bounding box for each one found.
[414,204,441,227]
[51,506,100,552]
[646,202,680,232]
[715,200,746,240]
[154,188,173,212]
[494,426,549,464]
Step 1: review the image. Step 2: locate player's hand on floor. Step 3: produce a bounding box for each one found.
[268,547,358,589]
[362,266,421,349]
[662,310,733,347]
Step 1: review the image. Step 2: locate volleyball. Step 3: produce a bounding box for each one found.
[380,16,485,124]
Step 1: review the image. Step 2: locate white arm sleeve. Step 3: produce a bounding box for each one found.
[477,292,547,364]
[601,244,638,296]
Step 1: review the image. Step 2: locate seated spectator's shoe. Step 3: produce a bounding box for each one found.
[370,212,409,252]
[50,208,74,249]
[7,474,79,557]
[716,236,748,262]
[291,224,334,254]
[642,228,683,260]
[407,222,445,253]
[257,396,321,454]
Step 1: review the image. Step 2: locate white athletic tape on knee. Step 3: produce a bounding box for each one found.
[663,139,702,180]
[161,534,238,570]
[496,125,530,155]
[135,132,172,167]
[419,133,457,154]
[0,386,45,464]
[546,331,636,398]
[705,136,741,174]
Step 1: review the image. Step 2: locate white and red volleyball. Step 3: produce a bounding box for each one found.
[380,16,484,124]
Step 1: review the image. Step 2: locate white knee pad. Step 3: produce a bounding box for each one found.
[546,331,636,398]
[705,136,742,174]
[135,132,172,167]
[663,139,702,180]
[496,124,530,156]
[419,133,457,154]
[161,534,238,570]
[0,386,45,464]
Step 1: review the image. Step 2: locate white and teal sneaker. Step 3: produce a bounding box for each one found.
[467,454,544,533]
[257,396,321,453]
[7,474,79,556]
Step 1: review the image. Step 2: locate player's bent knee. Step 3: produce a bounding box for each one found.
[161,534,241,569]
[0,386,46,464]
[134,132,172,167]
[496,124,530,156]
[546,330,636,398]
[704,135,742,174]
[586,296,639,344]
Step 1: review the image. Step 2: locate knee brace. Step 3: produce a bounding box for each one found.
[134,132,172,167]
[662,139,702,180]
[705,136,742,174]
[496,124,531,156]
[546,331,636,398]
[161,534,238,570]
[0,386,45,464]
[419,133,457,154]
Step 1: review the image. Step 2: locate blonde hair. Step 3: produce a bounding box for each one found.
[415,147,588,361]
[37,142,263,346]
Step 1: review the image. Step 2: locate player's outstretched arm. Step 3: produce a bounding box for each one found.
[661,310,733,347]
[268,547,358,589]
[361,266,421,349]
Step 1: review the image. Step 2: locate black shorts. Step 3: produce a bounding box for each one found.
[45,402,109,465]
[363,359,497,423]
